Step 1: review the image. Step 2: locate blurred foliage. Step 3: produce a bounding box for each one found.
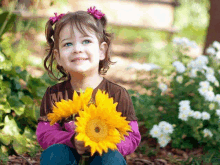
[174,0,210,45]
[0,4,60,164]
[108,0,210,72]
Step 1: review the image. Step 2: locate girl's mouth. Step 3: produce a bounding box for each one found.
[71,58,88,62]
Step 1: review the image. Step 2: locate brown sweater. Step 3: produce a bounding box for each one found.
[38,77,138,127]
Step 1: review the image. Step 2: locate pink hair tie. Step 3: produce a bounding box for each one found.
[87,6,105,19]
[49,12,66,24]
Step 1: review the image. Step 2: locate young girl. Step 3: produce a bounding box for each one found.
[36,6,141,165]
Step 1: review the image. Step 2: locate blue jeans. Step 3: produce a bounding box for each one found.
[40,144,127,165]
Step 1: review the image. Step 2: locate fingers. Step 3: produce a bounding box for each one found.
[77,148,86,155]
[75,141,88,155]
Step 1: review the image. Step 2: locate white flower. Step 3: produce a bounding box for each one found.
[189,41,198,49]
[178,112,188,121]
[206,74,217,83]
[193,111,202,119]
[0,54,5,63]
[158,121,170,129]
[208,86,213,92]
[141,63,161,71]
[215,94,220,103]
[204,91,215,102]
[189,69,197,78]
[179,105,191,113]
[206,47,216,55]
[163,124,174,134]
[181,37,191,46]
[172,37,181,45]
[127,62,161,72]
[216,109,220,116]
[205,67,215,75]
[158,136,170,147]
[199,81,210,89]
[198,87,208,96]
[188,60,197,68]
[187,110,195,117]
[203,128,213,138]
[172,61,186,73]
[209,103,215,110]
[216,51,220,60]
[159,83,167,92]
[194,55,209,68]
[126,62,143,70]
[213,41,220,50]
[176,76,183,83]
[202,112,210,120]
[173,37,194,48]
[150,125,162,138]
[214,81,219,87]
[179,100,190,106]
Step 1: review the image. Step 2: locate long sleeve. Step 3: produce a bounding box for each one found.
[116,121,141,156]
[36,121,76,150]
[61,120,141,157]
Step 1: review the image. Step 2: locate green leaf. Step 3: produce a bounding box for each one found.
[12,77,21,90]
[23,104,36,120]
[7,96,25,116]
[2,115,21,136]
[35,86,47,98]
[18,91,24,100]
[0,11,17,38]
[23,127,35,140]
[12,134,27,155]
[20,95,33,105]
[0,101,11,113]
[18,70,28,81]
[0,131,12,145]
[15,66,22,74]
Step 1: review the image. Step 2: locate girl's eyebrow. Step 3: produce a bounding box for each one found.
[61,35,92,43]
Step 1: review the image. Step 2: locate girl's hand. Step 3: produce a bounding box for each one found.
[74,134,91,155]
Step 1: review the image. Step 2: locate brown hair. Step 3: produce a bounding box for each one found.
[44,11,117,81]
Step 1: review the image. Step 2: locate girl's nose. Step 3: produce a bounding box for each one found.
[73,43,83,53]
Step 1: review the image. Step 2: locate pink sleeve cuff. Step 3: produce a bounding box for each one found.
[36,121,75,150]
[116,121,141,156]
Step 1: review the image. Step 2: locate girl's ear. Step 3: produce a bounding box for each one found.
[99,42,108,60]
[54,49,61,65]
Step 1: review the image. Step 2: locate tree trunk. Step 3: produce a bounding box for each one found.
[203,0,220,54]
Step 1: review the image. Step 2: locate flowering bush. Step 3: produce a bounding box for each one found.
[130,38,220,151]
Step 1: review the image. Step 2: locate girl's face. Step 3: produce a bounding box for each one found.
[54,23,107,76]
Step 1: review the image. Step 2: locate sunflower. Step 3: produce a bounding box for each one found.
[75,89,132,156]
[47,87,94,126]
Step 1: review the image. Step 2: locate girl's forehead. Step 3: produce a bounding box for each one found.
[59,24,96,39]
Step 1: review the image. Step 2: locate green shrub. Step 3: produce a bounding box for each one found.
[129,38,220,153]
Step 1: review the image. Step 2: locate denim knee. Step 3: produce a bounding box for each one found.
[40,144,81,165]
[89,149,127,165]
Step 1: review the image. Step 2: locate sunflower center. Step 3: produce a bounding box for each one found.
[95,127,100,133]
[85,118,108,143]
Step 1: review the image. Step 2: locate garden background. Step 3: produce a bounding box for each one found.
[1,0,220,164]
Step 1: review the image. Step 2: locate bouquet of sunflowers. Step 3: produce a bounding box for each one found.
[47,87,132,156]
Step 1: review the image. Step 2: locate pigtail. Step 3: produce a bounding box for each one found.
[98,15,117,75]
[44,19,69,81]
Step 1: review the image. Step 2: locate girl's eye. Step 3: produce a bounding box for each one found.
[82,40,91,44]
[64,43,72,47]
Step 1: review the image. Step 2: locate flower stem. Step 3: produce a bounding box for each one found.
[79,155,90,165]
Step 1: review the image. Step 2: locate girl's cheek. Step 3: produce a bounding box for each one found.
[63,48,72,53]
